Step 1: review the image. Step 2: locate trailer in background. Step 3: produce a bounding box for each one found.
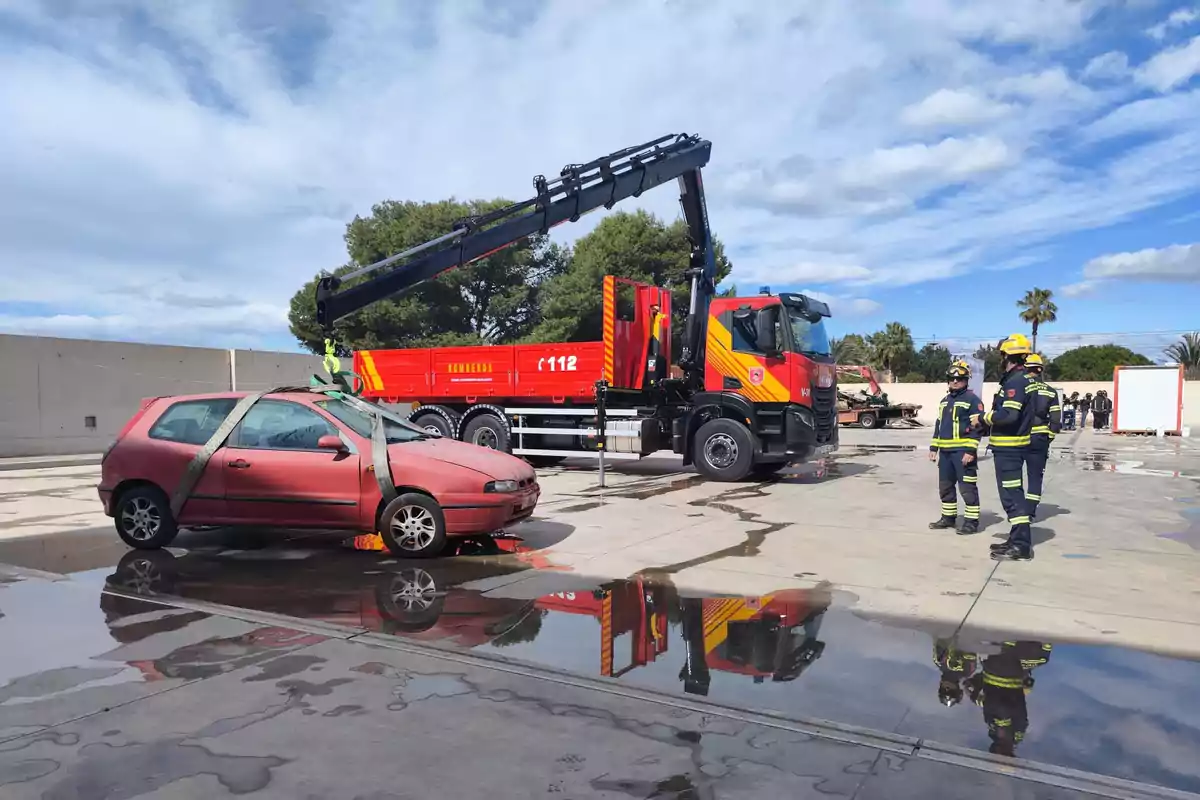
[1112,364,1185,435]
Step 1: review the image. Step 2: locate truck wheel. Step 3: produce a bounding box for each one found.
[411,411,454,438]
[463,414,510,452]
[114,485,179,550]
[858,412,878,429]
[379,493,448,558]
[693,419,756,482]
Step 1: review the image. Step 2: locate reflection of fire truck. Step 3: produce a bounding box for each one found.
[535,580,828,690]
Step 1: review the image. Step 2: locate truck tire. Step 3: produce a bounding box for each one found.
[463,413,511,452]
[693,419,756,482]
[114,485,179,550]
[858,412,878,429]
[379,493,447,558]
[410,410,455,438]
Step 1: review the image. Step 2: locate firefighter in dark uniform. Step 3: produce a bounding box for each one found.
[1023,354,1061,522]
[966,641,1053,757]
[933,636,978,707]
[928,361,985,534]
[973,334,1038,561]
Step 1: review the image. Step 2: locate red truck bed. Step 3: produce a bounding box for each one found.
[355,342,607,403]
[352,276,673,405]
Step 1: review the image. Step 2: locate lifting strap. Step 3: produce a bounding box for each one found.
[170,379,397,520]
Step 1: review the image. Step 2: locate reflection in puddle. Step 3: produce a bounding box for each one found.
[84,541,1200,794]
[1062,451,1199,480]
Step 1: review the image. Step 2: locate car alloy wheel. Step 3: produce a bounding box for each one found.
[121,496,162,542]
[389,504,438,552]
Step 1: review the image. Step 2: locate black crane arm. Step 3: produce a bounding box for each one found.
[675,168,717,381]
[315,133,714,330]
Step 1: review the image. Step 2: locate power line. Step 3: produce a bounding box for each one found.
[907,328,1195,344]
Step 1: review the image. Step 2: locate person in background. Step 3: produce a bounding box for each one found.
[1079,392,1093,429]
[1062,392,1078,430]
[1093,389,1112,430]
[928,361,985,534]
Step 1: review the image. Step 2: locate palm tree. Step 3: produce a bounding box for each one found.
[1165,332,1200,379]
[830,333,869,364]
[867,322,914,379]
[1017,288,1058,352]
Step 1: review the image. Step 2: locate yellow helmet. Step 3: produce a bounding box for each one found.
[998,333,1033,356]
[1026,353,1045,369]
[946,360,971,380]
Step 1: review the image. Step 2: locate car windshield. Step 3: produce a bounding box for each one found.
[787,309,832,357]
[316,399,429,444]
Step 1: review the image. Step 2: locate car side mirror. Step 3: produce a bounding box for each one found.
[317,434,348,453]
[756,306,779,354]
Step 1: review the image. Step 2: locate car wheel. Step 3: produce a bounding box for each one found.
[375,567,446,632]
[114,486,179,550]
[379,493,448,558]
[693,419,756,482]
[411,411,454,438]
[859,412,878,429]
[110,549,179,596]
[463,414,510,452]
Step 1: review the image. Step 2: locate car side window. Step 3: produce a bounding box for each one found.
[147,399,237,446]
[232,400,337,451]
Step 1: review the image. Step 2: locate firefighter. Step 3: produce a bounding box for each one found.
[933,636,978,707]
[1023,354,1061,522]
[972,334,1037,561]
[928,361,985,534]
[966,641,1053,757]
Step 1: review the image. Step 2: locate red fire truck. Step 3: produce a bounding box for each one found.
[315,134,839,481]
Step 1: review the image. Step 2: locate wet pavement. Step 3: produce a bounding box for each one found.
[3,427,1200,797]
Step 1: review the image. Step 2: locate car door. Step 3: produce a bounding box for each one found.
[143,397,236,524]
[221,399,362,527]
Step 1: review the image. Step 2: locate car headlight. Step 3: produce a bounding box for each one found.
[485,480,520,493]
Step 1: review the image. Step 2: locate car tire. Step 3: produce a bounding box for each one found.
[111,549,179,596]
[114,485,179,550]
[411,411,455,438]
[379,493,448,558]
[375,567,446,632]
[463,413,510,452]
[693,419,756,482]
[858,412,878,429]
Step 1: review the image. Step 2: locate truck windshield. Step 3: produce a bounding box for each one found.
[787,310,832,357]
[316,399,428,443]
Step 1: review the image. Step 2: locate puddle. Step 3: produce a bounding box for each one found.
[79,542,1200,794]
[1158,506,1200,551]
[834,444,919,455]
[1062,451,1200,480]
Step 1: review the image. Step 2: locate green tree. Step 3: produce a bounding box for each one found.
[914,343,953,382]
[1164,332,1200,380]
[1047,344,1152,381]
[973,344,1004,382]
[287,198,569,353]
[1017,288,1058,352]
[866,322,916,378]
[527,210,732,345]
[830,333,870,364]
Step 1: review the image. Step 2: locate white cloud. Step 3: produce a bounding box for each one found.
[1082,51,1130,81]
[1135,34,1200,91]
[1083,242,1200,281]
[1060,279,1103,297]
[899,88,1014,127]
[1146,6,1199,39]
[798,289,882,318]
[0,1,1198,347]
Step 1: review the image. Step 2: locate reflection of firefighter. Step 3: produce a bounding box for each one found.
[966,641,1053,757]
[932,637,978,707]
[677,590,828,694]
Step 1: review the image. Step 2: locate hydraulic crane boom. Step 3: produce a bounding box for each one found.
[315,134,715,358]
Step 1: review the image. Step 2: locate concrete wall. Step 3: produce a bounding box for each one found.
[0,334,324,457]
[874,380,1198,430]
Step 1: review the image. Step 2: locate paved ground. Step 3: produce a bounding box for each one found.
[2,426,1199,797]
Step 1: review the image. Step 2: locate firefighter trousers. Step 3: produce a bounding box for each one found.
[1025,436,1050,518]
[938,450,980,522]
[993,448,1031,548]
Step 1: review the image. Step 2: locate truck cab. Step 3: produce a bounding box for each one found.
[689,289,838,475]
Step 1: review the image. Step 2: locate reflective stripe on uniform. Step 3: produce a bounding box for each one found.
[1009,515,1030,524]
[1026,493,1041,501]
[984,674,1026,689]
[1002,479,1023,488]
[1003,400,1023,410]
[964,505,980,519]
[991,434,1031,447]
[1032,425,1051,434]
[963,475,978,483]
[942,503,959,514]
[932,438,979,449]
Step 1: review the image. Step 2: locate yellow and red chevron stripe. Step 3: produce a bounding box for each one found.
[602,277,615,384]
[705,317,790,403]
[357,351,383,393]
[600,591,614,676]
[701,595,775,652]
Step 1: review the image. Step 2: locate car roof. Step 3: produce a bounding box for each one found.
[157,390,326,403]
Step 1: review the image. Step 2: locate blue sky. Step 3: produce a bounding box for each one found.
[0,0,1197,359]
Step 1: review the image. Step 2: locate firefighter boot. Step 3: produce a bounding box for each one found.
[958,519,979,535]
[991,543,1033,561]
[929,516,957,530]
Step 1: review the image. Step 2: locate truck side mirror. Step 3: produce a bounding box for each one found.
[756,306,779,354]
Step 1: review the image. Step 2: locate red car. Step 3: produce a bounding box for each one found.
[98,390,540,557]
